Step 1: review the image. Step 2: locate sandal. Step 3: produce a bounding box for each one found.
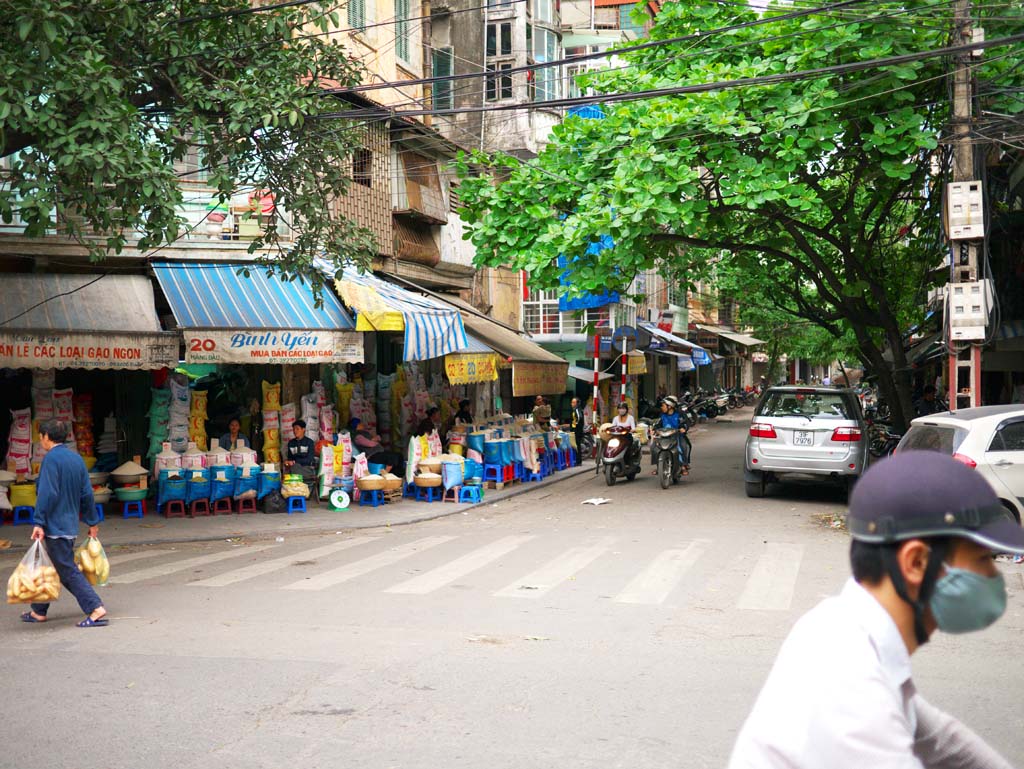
[77,616,109,628]
[20,611,45,623]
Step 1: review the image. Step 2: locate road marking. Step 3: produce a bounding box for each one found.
[384,535,535,595]
[614,540,710,605]
[189,537,380,587]
[109,544,278,584]
[736,542,805,611]
[494,537,615,598]
[107,549,177,566]
[281,536,456,591]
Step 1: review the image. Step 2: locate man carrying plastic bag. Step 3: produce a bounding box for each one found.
[20,419,108,627]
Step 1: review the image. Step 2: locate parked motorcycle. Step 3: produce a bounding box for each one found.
[652,427,683,489]
[601,425,642,486]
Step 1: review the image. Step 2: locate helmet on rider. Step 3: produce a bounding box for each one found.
[662,396,678,410]
[847,451,1024,645]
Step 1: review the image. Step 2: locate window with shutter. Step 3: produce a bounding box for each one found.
[348,0,365,31]
[432,47,454,111]
[395,0,411,63]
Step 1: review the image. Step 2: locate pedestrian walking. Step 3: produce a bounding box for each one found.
[728,451,1019,768]
[21,419,108,627]
[568,397,585,466]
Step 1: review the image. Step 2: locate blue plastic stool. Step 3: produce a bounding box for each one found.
[12,506,34,526]
[122,500,145,519]
[403,481,417,498]
[525,465,545,482]
[458,485,484,503]
[359,489,385,508]
[555,450,569,471]
[511,461,524,481]
[483,463,503,484]
[416,485,442,502]
[287,496,307,515]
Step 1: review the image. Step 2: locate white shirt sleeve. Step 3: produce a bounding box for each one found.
[912,695,1016,769]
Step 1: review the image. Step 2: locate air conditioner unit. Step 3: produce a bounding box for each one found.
[947,279,992,341]
[946,181,984,240]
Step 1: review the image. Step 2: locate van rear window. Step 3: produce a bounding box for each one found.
[757,391,851,419]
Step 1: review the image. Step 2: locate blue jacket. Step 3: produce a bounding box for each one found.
[660,411,682,430]
[33,444,97,536]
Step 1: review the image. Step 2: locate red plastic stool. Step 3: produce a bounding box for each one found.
[161,500,186,518]
[236,497,257,514]
[212,498,233,515]
[189,499,211,517]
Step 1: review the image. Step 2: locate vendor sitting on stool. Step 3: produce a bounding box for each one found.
[350,418,405,476]
[218,417,250,451]
[284,419,317,483]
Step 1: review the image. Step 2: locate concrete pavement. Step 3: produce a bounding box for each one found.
[3,413,1021,769]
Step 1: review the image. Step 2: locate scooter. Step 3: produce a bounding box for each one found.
[651,427,683,489]
[601,425,642,486]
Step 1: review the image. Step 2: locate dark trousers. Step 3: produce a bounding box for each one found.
[573,426,584,465]
[31,537,102,617]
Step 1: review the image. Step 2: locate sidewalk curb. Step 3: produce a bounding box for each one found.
[98,465,594,549]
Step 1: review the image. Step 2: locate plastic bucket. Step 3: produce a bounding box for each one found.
[499,440,513,465]
[464,459,483,480]
[368,462,386,475]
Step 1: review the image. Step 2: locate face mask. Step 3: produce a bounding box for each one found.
[929,566,1007,634]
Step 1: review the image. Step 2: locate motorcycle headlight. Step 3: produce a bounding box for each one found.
[607,438,620,449]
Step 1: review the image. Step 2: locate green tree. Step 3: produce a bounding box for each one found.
[458,1,1024,430]
[0,0,376,274]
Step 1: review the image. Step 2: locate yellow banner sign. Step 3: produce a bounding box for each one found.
[627,351,647,375]
[445,353,499,385]
[512,361,570,396]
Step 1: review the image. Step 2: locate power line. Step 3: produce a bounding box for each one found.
[322,0,875,97]
[319,30,1024,120]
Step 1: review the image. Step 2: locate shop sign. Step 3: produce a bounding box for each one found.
[627,352,647,375]
[512,361,570,396]
[445,353,499,385]
[752,351,769,364]
[184,330,364,365]
[0,332,178,370]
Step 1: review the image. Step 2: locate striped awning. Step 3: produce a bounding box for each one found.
[331,266,468,362]
[152,261,354,330]
[152,261,362,365]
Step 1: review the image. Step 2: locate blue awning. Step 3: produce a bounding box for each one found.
[152,261,354,330]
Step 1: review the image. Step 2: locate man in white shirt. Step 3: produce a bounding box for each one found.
[729,451,1020,769]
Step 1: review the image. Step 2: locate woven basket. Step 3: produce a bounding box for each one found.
[356,477,386,491]
[382,474,403,491]
[414,474,442,488]
[418,459,442,474]
[598,423,614,443]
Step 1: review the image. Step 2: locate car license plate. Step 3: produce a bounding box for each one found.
[794,431,813,446]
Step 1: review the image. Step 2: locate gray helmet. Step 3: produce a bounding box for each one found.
[848,451,1023,553]
[662,396,678,408]
[848,451,1022,646]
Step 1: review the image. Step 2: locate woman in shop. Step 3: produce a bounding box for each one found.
[349,418,404,475]
[454,399,474,427]
[415,406,442,437]
[218,417,250,451]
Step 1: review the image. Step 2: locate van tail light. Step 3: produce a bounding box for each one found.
[952,452,977,468]
[749,423,777,439]
[830,427,862,442]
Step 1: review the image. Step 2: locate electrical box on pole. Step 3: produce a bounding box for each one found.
[946,181,985,240]
[946,279,992,341]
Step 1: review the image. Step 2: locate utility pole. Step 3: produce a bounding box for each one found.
[946,0,986,409]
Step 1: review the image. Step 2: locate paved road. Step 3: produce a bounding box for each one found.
[3,417,1022,768]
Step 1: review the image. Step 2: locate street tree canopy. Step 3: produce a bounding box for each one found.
[458,1,1024,429]
[0,0,376,273]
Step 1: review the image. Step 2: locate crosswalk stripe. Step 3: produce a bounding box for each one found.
[736,542,804,611]
[614,540,710,605]
[494,537,616,598]
[189,537,380,587]
[108,549,177,566]
[109,544,278,585]
[384,535,535,595]
[281,536,456,591]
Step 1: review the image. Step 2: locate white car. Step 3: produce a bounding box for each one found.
[897,405,1024,523]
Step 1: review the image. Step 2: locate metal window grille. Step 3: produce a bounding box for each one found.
[432,47,454,110]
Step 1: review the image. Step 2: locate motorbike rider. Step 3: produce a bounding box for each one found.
[728,451,1021,768]
[652,396,690,476]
